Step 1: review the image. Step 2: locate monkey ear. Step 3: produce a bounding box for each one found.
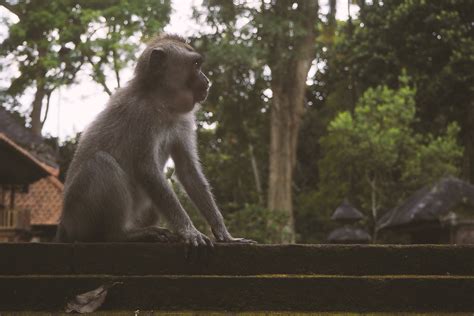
[149,48,166,69]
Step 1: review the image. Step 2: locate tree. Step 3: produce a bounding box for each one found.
[262,1,318,243]
[198,0,319,242]
[191,33,270,212]
[316,75,462,240]
[336,0,474,181]
[77,0,171,96]
[293,0,473,241]
[1,0,87,136]
[0,0,171,136]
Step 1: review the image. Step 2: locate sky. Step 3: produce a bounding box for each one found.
[0,0,358,141]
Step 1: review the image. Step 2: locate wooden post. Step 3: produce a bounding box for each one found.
[9,185,15,210]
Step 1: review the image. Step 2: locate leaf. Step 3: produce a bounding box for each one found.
[65,281,122,313]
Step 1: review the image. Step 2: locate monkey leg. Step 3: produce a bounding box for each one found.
[107,226,179,242]
[59,151,132,241]
[59,151,173,243]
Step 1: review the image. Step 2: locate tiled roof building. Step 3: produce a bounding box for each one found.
[0,106,62,241]
[15,176,62,225]
[0,107,58,169]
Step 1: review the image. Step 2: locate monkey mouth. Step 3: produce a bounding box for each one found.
[195,89,209,102]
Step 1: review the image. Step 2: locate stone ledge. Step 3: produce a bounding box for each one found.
[1,243,474,276]
[1,275,474,312]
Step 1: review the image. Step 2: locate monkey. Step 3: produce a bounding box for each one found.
[55,34,255,247]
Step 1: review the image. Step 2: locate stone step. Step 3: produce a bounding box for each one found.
[1,275,474,312]
[2,243,474,276]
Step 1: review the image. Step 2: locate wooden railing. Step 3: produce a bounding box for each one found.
[0,209,30,230]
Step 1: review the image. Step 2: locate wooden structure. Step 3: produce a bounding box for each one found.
[377,176,474,244]
[327,199,371,244]
[2,175,63,241]
[1,243,474,312]
[0,107,62,241]
[0,133,57,241]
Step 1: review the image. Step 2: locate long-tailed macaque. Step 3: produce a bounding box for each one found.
[56,34,254,247]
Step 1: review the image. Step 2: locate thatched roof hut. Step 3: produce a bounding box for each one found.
[327,226,371,244]
[331,199,365,223]
[377,176,474,231]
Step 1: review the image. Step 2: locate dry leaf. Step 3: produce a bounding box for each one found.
[65,281,122,313]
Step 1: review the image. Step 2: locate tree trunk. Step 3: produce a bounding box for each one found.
[30,80,46,137]
[249,143,263,204]
[368,174,378,243]
[267,86,300,243]
[267,2,317,243]
[30,45,48,137]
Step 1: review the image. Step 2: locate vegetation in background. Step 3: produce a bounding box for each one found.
[298,74,462,242]
[294,0,473,242]
[0,0,171,135]
[1,0,473,243]
[195,0,320,242]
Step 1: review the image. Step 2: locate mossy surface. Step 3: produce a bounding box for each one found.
[0,312,471,316]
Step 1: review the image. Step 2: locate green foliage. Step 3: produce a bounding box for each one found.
[170,173,288,244]
[296,1,472,242]
[194,1,319,219]
[77,0,171,93]
[190,16,271,213]
[1,0,171,119]
[340,0,474,179]
[1,1,87,97]
[402,123,462,187]
[226,204,290,244]
[312,75,462,237]
[2,0,472,244]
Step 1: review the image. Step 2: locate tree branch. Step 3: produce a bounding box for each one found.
[111,24,121,88]
[40,89,53,128]
[249,143,263,204]
[85,54,112,96]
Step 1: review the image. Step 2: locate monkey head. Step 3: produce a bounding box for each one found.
[134,34,210,113]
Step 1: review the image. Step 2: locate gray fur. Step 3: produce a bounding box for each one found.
[56,34,253,246]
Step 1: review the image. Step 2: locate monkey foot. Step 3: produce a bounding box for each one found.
[148,227,180,243]
[212,229,257,244]
[118,226,179,243]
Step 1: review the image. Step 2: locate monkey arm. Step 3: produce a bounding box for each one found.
[137,162,197,233]
[172,144,256,244]
[137,163,212,247]
[171,141,232,239]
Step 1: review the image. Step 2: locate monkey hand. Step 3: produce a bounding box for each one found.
[178,227,213,247]
[212,228,257,244]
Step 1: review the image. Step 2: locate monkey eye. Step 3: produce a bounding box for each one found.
[194,57,203,68]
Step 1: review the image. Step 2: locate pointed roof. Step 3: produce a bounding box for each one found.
[0,133,55,184]
[377,176,474,230]
[331,199,365,222]
[0,106,58,169]
[327,226,371,243]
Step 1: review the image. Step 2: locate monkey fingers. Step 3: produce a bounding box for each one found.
[234,237,257,244]
[217,237,257,244]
